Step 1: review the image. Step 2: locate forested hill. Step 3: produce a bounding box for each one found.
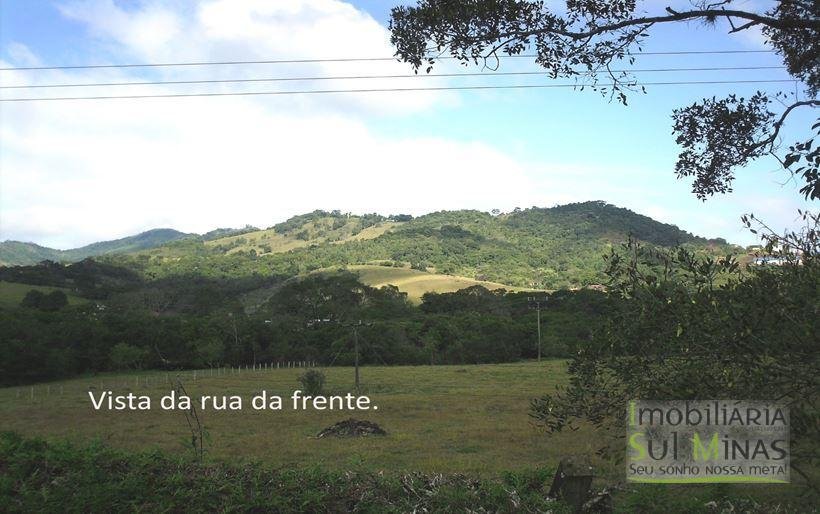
[0,228,190,266]
[73,201,736,290]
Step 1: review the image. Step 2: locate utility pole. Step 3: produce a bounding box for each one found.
[228,312,242,364]
[353,321,360,392]
[537,304,541,362]
[317,318,371,391]
[528,296,548,361]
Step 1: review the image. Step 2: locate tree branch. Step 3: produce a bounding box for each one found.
[493,8,818,42]
[728,19,761,33]
[757,99,820,152]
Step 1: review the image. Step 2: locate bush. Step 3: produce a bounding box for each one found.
[109,343,148,370]
[20,290,45,309]
[0,432,567,512]
[531,239,820,474]
[298,369,325,396]
[20,289,67,311]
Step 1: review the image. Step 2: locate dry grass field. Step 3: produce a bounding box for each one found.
[349,265,532,302]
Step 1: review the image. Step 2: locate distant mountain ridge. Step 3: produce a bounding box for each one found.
[1,202,740,289]
[0,228,190,266]
[108,201,740,289]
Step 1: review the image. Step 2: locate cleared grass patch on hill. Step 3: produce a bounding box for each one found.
[340,222,401,242]
[0,361,595,476]
[239,263,529,312]
[349,265,532,302]
[0,281,87,308]
[204,220,403,256]
[207,228,307,254]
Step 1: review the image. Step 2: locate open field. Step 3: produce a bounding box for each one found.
[0,360,604,476]
[0,280,87,308]
[2,361,813,510]
[239,263,521,310]
[349,265,533,302]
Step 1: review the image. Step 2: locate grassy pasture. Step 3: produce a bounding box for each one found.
[349,265,532,303]
[0,280,87,308]
[2,361,813,510]
[203,220,402,256]
[240,263,528,311]
[0,361,604,476]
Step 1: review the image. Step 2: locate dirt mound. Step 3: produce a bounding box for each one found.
[316,418,386,438]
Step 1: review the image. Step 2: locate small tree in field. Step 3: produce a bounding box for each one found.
[20,290,45,309]
[298,369,326,396]
[21,290,68,311]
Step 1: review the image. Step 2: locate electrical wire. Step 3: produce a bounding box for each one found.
[0,49,776,72]
[0,79,796,102]
[0,65,786,90]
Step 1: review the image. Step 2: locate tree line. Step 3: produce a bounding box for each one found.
[0,269,610,386]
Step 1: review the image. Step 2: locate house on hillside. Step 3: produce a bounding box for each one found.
[752,256,788,266]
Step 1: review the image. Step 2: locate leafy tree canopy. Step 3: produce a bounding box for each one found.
[20,289,68,312]
[389,0,820,200]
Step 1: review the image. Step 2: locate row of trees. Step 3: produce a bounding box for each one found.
[0,271,610,386]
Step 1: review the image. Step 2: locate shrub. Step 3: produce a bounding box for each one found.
[110,343,148,370]
[20,289,67,311]
[298,369,325,396]
[20,290,45,309]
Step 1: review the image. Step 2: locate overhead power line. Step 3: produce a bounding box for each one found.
[0,49,775,72]
[0,79,796,103]
[0,65,787,90]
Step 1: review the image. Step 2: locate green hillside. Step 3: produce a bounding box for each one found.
[0,241,62,267]
[0,202,747,390]
[101,201,736,289]
[0,228,190,266]
[202,216,401,256]
[2,202,739,290]
[63,228,191,260]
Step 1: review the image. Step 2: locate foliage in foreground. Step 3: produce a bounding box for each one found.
[1,432,814,513]
[531,239,820,487]
[389,1,819,202]
[0,432,564,513]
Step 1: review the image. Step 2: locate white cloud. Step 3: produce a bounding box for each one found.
[53,0,452,115]
[59,0,182,56]
[0,88,538,248]
[5,43,42,67]
[0,0,809,251]
[0,0,472,248]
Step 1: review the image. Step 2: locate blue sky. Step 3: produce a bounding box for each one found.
[0,0,814,249]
